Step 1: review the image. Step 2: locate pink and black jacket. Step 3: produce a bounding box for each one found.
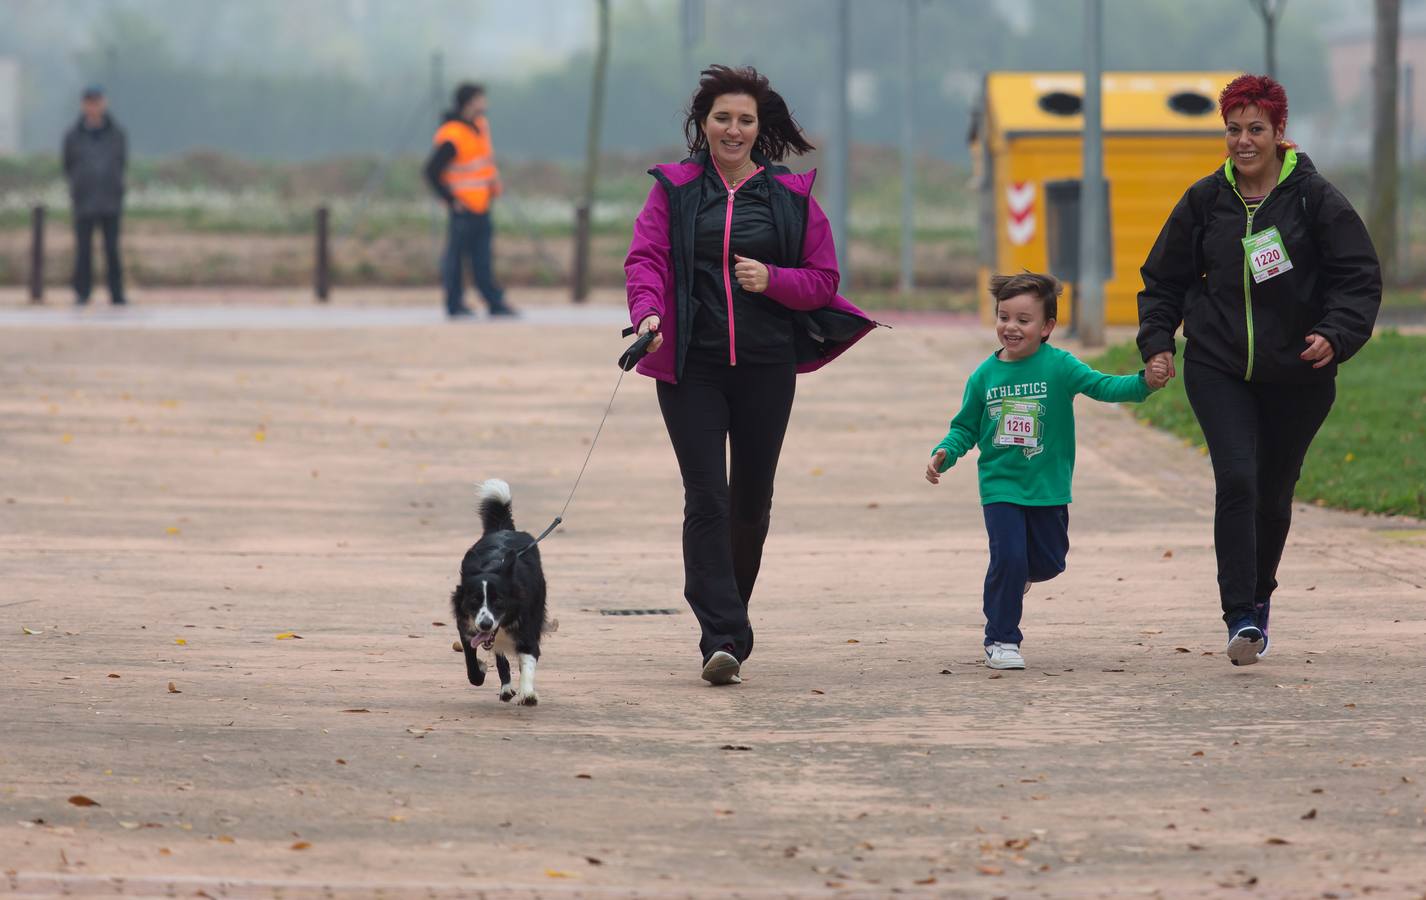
[624,151,875,383]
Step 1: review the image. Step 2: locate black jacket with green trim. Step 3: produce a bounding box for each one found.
[1136,151,1381,384]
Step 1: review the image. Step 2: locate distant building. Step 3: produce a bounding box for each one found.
[1322,7,1426,162]
[0,58,19,155]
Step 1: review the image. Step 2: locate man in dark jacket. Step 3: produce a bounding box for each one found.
[423,83,515,318]
[63,85,127,306]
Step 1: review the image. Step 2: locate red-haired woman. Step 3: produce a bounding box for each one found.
[1137,74,1381,666]
[624,65,875,686]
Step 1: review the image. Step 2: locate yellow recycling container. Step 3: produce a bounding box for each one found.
[969,71,1240,326]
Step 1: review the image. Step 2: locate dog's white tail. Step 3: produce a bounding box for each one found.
[477,478,516,534]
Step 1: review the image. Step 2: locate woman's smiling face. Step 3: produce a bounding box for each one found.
[1224,104,1283,184]
[703,93,759,172]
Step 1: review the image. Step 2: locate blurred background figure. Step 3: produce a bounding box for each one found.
[63,84,127,306]
[425,82,516,319]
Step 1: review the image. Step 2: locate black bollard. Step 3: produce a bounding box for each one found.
[29,205,44,303]
[314,206,330,302]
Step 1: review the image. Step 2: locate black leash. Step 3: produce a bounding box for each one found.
[515,327,656,558]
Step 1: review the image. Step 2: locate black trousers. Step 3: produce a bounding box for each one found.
[73,213,125,304]
[1184,360,1335,626]
[441,210,505,314]
[656,352,796,664]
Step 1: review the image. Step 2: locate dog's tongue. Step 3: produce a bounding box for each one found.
[471,632,496,650]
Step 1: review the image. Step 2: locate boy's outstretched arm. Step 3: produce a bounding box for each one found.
[1062,353,1156,404]
[926,379,984,485]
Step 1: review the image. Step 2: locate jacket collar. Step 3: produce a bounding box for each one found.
[1221,147,1312,192]
[650,149,813,193]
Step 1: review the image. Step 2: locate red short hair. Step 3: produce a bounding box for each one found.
[1219,74,1289,134]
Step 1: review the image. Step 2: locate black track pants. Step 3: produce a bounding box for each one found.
[656,353,796,664]
[1183,360,1335,626]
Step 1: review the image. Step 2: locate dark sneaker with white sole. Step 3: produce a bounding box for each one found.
[1226,619,1265,666]
[1254,599,1271,657]
[701,650,741,685]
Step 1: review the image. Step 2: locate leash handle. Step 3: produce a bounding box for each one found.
[618,330,656,371]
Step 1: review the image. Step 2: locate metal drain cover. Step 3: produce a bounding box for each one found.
[598,608,682,616]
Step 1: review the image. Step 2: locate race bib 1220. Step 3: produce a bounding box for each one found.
[1242,226,1294,284]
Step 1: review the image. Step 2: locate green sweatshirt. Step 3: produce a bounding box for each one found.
[933,343,1153,506]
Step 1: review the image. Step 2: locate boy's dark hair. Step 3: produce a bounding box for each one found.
[989,271,1061,320]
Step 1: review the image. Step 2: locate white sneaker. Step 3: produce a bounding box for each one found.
[985,642,1026,670]
[701,650,742,685]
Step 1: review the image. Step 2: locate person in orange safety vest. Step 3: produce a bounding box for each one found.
[424,82,516,318]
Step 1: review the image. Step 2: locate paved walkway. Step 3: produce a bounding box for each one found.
[2,314,1424,898]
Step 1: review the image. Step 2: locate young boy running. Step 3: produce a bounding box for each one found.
[925,272,1169,669]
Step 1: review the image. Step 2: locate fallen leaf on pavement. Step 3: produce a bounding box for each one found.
[977,864,1004,876]
[811,689,825,694]
[914,877,937,885]
[1265,837,1290,845]
[174,638,187,645]
[290,841,310,850]
[167,682,181,694]
[1162,550,1173,558]
[215,835,235,843]
[275,633,303,640]
[340,709,371,713]
[107,673,120,679]
[584,856,603,866]
[575,773,592,779]
[21,626,41,635]
[1302,808,1317,820]
[545,869,574,879]
[719,745,752,751]
[68,795,99,807]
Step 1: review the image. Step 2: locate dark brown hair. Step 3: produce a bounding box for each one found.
[683,65,815,162]
[989,272,1061,320]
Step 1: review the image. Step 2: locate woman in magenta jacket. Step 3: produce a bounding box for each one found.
[625,65,874,687]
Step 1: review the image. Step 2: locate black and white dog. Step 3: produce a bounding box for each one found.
[450,479,548,706]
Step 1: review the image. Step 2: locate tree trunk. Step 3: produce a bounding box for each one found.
[1369,0,1401,284]
[572,0,610,303]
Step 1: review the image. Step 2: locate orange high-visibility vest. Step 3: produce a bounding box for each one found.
[433,116,499,213]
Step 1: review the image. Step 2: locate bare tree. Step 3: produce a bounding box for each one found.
[1369,0,1401,283]
[1248,0,1289,79]
[572,0,611,303]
